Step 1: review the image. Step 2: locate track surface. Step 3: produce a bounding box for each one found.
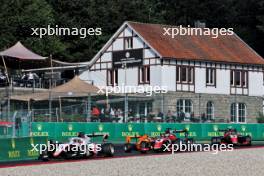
[1,143,264,168]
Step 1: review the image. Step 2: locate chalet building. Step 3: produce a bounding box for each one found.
[80,21,264,123]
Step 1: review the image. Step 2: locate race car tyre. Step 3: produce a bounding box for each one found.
[102,143,114,157]
[84,145,92,158]
[124,143,132,153]
[245,136,252,146]
[187,138,194,144]
[38,146,49,161]
[140,141,148,154]
[211,137,221,145]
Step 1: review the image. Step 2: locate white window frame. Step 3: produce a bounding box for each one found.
[139,66,150,84]
[177,99,193,113]
[124,37,133,49]
[230,103,246,123]
[176,66,194,84]
[231,70,248,88]
[107,69,118,86]
[206,68,216,86]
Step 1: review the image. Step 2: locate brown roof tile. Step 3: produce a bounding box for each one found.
[128,22,264,65]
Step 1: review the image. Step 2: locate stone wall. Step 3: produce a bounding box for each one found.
[152,91,263,123]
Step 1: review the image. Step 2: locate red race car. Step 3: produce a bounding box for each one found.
[153,128,194,152]
[211,128,251,146]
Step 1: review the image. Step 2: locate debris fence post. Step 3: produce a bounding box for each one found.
[87,93,91,122]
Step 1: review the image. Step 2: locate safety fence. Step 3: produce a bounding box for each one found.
[0,126,12,138]
[29,122,264,142]
[0,136,47,162]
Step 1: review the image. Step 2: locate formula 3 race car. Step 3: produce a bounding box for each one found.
[211,128,251,146]
[124,134,155,153]
[39,132,114,161]
[153,128,194,152]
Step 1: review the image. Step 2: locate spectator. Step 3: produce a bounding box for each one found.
[157,111,164,118]
[128,108,134,117]
[185,112,191,121]
[0,69,7,86]
[117,108,123,123]
[91,106,100,122]
[110,108,115,118]
[28,72,34,80]
[166,110,173,122]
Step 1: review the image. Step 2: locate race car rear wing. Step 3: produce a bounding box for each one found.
[125,134,148,143]
[78,132,109,142]
[165,128,189,137]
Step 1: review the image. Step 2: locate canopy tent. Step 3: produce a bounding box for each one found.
[10,76,99,101]
[0,41,47,82]
[0,41,46,60]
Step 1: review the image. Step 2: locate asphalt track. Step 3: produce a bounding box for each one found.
[1,142,264,168]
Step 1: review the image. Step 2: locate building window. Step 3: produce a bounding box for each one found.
[206,101,214,120]
[231,70,248,88]
[139,66,150,84]
[177,99,193,114]
[124,37,133,49]
[206,68,216,86]
[230,103,246,123]
[176,66,194,84]
[107,69,118,86]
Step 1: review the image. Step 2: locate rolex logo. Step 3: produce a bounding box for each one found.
[11,139,16,149]
[37,124,42,131]
[98,124,103,132]
[185,125,190,131]
[241,125,246,132]
[68,124,73,131]
[128,124,133,132]
[213,125,218,132]
[157,125,162,131]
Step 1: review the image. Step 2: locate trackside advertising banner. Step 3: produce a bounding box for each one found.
[29,123,264,142]
[0,137,47,162]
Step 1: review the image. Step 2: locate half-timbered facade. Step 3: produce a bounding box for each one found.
[80,21,264,123]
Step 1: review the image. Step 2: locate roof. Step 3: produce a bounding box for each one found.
[11,76,99,101]
[127,22,264,65]
[0,41,46,60]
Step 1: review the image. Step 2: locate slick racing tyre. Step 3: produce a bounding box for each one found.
[102,143,115,157]
[124,143,133,153]
[211,137,221,145]
[140,141,148,154]
[187,138,194,144]
[38,146,49,161]
[245,136,252,146]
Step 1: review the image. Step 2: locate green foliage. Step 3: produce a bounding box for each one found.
[0,0,264,62]
[0,0,66,58]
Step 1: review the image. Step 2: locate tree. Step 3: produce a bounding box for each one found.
[0,0,66,58]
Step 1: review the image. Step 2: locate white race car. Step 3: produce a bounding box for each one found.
[39,132,114,161]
